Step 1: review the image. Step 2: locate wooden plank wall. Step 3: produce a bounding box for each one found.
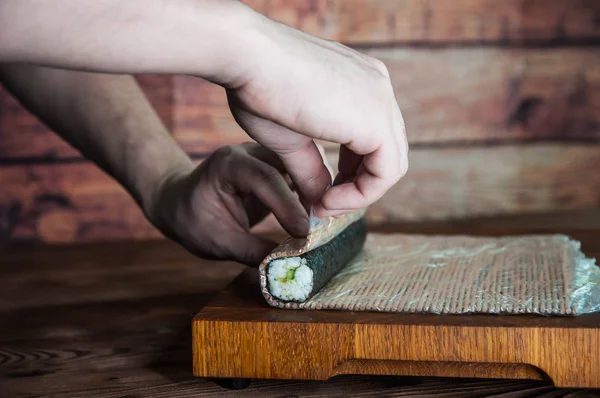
[1,0,599,246]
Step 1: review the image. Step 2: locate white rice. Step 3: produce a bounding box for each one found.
[267,257,313,302]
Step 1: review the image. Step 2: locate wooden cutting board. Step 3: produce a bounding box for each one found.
[192,230,600,388]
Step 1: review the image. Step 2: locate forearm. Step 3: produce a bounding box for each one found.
[0,65,193,216]
[0,0,261,87]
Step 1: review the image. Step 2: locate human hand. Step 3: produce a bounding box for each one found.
[148,143,308,267]
[224,8,408,217]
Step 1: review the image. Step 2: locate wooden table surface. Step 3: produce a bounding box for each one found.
[2,227,599,397]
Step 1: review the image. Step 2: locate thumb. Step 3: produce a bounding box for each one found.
[227,102,332,205]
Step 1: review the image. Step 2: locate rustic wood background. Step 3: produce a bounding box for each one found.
[1,0,599,246]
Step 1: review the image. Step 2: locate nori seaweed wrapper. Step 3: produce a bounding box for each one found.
[299,217,367,298]
[259,210,367,309]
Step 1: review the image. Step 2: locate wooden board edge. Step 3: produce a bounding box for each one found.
[192,316,599,387]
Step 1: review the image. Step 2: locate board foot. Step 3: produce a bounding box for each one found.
[210,378,251,390]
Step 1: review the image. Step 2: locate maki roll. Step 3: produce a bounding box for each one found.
[259,211,367,307]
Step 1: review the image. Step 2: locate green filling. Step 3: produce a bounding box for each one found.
[285,268,297,282]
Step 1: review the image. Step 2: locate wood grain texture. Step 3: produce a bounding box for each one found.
[3,370,583,397]
[381,47,600,145]
[1,47,599,160]
[358,144,600,222]
[244,0,600,44]
[1,232,597,396]
[0,240,243,311]
[0,75,173,160]
[1,143,599,244]
[0,83,73,160]
[193,230,600,388]
[0,161,159,245]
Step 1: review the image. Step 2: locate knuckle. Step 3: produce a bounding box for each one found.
[370,57,390,78]
[255,164,282,185]
[382,156,407,186]
[211,145,236,162]
[240,141,259,153]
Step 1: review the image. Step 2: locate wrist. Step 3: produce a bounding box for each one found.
[189,0,274,88]
[142,161,193,229]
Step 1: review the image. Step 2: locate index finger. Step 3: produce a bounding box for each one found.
[314,142,407,216]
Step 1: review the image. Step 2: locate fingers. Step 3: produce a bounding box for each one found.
[241,142,287,173]
[314,141,407,217]
[242,194,272,227]
[242,167,297,228]
[315,141,335,180]
[277,139,333,210]
[229,105,332,206]
[334,144,363,185]
[315,96,408,217]
[220,146,309,237]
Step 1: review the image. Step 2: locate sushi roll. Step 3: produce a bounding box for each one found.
[265,216,367,303]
